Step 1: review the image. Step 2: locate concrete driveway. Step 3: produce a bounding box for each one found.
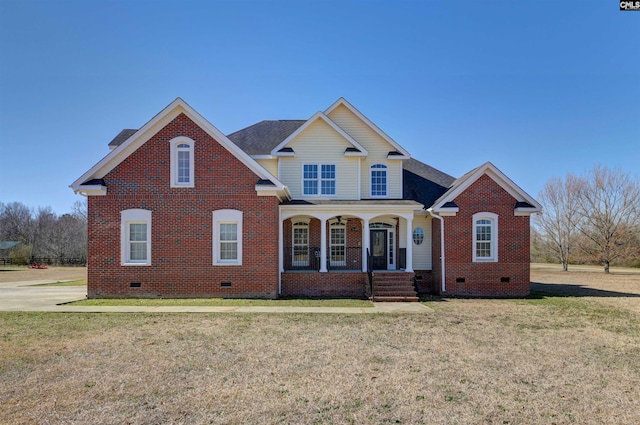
[0,280,87,311]
[0,280,430,313]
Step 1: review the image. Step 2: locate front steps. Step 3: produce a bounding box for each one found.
[371,272,419,302]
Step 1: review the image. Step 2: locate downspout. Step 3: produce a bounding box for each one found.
[426,208,446,293]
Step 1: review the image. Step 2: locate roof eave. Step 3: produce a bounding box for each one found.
[71,184,107,196]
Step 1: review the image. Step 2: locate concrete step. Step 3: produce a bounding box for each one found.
[372,295,420,302]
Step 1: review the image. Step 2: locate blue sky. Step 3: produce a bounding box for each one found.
[1,0,638,214]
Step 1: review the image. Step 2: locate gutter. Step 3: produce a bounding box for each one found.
[426,208,446,293]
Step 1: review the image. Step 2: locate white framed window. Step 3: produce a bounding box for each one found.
[170,137,195,187]
[413,227,425,245]
[321,164,336,195]
[472,212,498,262]
[302,164,336,195]
[303,164,318,195]
[213,209,242,265]
[371,164,387,197]
[330,221,346,267]
[121,209,152,266]
[292,221,310,266]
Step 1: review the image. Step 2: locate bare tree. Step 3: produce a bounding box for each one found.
[575,165,640,273]
[535,174,582,271]
[72,199,88,224]
[0,202,34,247]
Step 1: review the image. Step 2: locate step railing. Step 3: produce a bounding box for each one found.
[366,248,374,301]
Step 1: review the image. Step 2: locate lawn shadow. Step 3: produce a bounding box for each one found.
[531,282,640,298]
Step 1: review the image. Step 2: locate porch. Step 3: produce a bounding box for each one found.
[279,200,424,300]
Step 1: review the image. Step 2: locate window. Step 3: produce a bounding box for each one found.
[303,164,336,195]
[213,209,243,265]
[170,137,195,187]
[321,165,336,195]
[330,222,346,267]
[371,164,387,197]
[219,223,238,261]
[121,209,152,265]
[473,212,498,262]
[292,221,309,266]
[413,228,424,245]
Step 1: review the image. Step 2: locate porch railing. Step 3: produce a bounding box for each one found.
[327,246,362,271]
[367,248,374,301]
[283,246,363,271]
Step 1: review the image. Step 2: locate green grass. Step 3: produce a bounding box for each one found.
[71,297,374,308]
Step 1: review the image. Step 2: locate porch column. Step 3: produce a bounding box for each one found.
[361,218,370,272]
[278,215,284,273]
[405,216,414,272]
[320,217,328,272]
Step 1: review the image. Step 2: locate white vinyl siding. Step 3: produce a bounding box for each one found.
[411,214,432,270]
[278,120,359,200]
[255,158,278,177]
[326,104,402,199]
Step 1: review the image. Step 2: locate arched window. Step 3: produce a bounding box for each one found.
[330,221,346,267]
[473,212,498,262]
[292,220,310,266]
[370,164,387,197]
[170,137,195,187]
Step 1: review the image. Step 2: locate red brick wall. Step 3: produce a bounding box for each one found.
[441,174,531,297]
[281,272,368,298]
[282,217,363,271]
[87,113,280,298]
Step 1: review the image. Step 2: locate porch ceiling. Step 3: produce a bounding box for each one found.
[280,199,424,219]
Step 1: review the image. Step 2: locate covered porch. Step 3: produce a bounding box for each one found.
[279,200,423,298]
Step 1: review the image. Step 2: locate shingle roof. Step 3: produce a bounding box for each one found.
[402,158,456,208]
[105,119,455,209]
[108,129,138,148]
[226,120,306,155]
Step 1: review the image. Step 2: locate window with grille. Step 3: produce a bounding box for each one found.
[473,213,498,262]
[371,164,387,197]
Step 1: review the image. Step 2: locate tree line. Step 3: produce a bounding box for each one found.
[0,200,87,265]
[533,165,640,272]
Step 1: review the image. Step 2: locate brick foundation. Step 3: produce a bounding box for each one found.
[281,271,368,298]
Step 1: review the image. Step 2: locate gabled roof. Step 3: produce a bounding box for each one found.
[70,98,287,195]
[324,98,410,159]
[430,162,542,215]
[269,111,368,156]
[227,120,305,155]
[402,158,456,207]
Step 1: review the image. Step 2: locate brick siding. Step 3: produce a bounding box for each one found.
[87,113,280,298]
[281,271,368,298]
[441,174,531,297]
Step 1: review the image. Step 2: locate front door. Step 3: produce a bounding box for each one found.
[370,230,387,270]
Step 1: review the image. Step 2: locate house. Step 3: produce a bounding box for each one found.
[70,98,541,300]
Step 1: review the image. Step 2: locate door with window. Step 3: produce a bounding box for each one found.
[370,230,387,270]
